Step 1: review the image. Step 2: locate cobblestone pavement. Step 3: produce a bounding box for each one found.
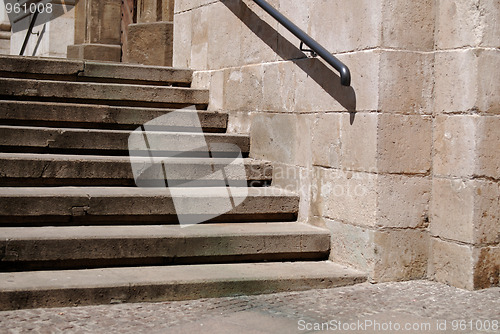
[1,280,499,333]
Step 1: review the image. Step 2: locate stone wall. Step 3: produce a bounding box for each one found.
[172,0,499,289]
[428,0,500,290]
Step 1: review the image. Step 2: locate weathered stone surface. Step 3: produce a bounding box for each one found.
[137,0,175,23]
[0,78,209,107]
[190,5,209,69]
[271,163,313,222]
[311,167,378,228]
[311,113,342,169]
[474,245,500,289]
[0,186,299,224]
[0,222,329,265]
[67,44,122,62]
[377,175,431,229]
[372,229,429,282]
[223,64,264,112]
[428,238,474,290]
[326,219,376,273]
[173,10,192,68]
[0,154,271,186]
[377,114,432,174]
[0,126,249,155]
[378,51,434,113]
[381,0,435,51]
[431,178,500,245]
[0,55,193,84]
[434,49,500,114]
[435,0,500,49]
[341,112,378,172]
[309,0,381,54]
[434,115,500,179]
[0,262,366,311]
[127,22,173,66]
[0,101,226,132]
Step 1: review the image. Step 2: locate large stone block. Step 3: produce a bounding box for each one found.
[435,0,482,49]
[207,1,242,70]
[429,238,475,290]
[67,44,121,62]
[326,219,376,273]
[239,0,279,65]
[377,175,431,229]
[377,114,432,174]
[311,113,342,169]
[378,51,434,113]
[372,229,429,282]
[250,113,296,165]
[431,178,500,245]
[326,220,429,282]
[309,0,381,54]
[434,115,500,179]
[311,167,378,228]
[223,64,264,112]
[173,10,192,68]
[190,5,209,69]
[127,22,173,66]
[434,49,500,114]
[429,239,499,289]
[381,0,435,51]
[341,112,378,172]
[435,0,500,49]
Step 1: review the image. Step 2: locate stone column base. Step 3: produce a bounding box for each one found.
[67,44,122,62]
[127,22,173,66]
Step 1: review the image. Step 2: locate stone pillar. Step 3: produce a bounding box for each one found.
[67,0,122,61]
[126,0,174,66]
[0,0,11,54]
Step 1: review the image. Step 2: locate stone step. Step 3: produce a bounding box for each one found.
[0,126,250,156]
[0,262,367,310]
[0,187,299,225]
[0,223,329,271]
[0,100,228,133]
[0,78,208,108]
[0,55,193,86]
[0,153,272,187]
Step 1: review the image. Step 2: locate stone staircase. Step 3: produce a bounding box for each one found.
[0,55,365,310]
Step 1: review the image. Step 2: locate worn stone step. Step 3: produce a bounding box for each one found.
[0,187,299,225]
[0,126,250,156]
[0,78,208,108]
[0,153,272,187]
[0,100,228,132]
[0,262,367,310]
[0,55,193,86]
[0,223,329,271]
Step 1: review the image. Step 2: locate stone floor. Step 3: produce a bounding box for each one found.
[0,280,499,333]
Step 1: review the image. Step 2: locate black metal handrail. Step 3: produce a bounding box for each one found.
[252,0,351,86]
[20,10,39,56]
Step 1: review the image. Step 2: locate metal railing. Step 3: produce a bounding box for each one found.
[19,10,39,56]
[252,0,351,87]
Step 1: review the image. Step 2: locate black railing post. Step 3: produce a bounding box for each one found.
[20,10,40,56]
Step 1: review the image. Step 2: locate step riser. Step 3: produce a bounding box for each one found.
[1,233,329,271]
[0,188,299,226]
[0,127,250,155]
[0,276,366,311]
[0,158,272,187]
[0,101,228,132]
[0,56,194,86]
[0,263,367,311]
[0,78,209,108]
